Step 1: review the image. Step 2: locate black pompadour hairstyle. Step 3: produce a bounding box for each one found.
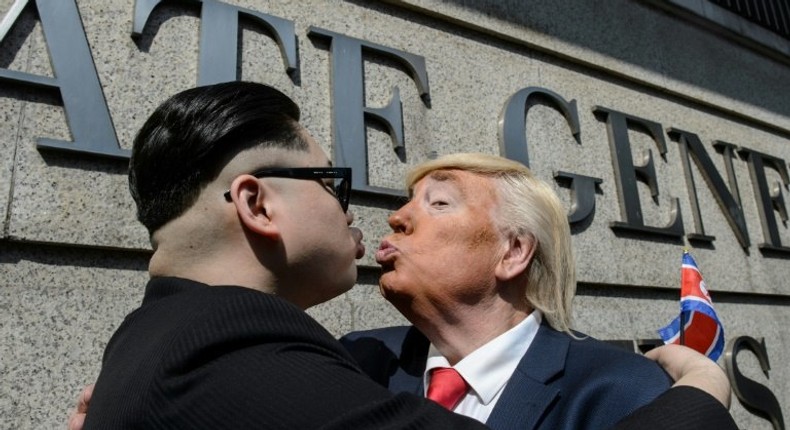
[129,81,307,234]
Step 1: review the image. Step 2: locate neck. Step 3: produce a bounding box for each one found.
[405,297,532,365]
[148,244,273,292]
[148,217,283,299]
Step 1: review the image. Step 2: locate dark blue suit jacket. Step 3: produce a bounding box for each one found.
[340,322,674,430]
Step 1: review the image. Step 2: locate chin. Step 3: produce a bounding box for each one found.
[378,280,409,305]
[377,283,389,300]
[377,275,394,298]
[334,268,357,294]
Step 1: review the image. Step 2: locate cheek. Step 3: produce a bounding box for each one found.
[317,200,355,246]
[382,245,479,296]
[406,219,500,269]
[468,221,500,249]
[434,223,502,285]
[381,219,501,293]
[296,211,353,262]
[432,219,502,266]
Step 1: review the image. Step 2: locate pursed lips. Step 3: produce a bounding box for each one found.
[350,227,366,259]
[375,240,399,266]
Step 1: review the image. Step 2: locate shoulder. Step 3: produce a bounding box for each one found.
[340,326,429,389]
[573,335,671,379]
[341,326,416,343]
[542,327,672,378]
[527,327,674,428]
[549,328,673,405]
[114,281,354,384]
[340,326,428,361]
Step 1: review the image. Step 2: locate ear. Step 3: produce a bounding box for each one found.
[494,234,536,282]
[227,175,280,240]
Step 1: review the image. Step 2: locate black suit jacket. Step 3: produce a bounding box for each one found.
[341,323,679,430]
[83,277,487,429]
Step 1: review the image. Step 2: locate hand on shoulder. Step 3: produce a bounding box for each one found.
[645,345,730,408]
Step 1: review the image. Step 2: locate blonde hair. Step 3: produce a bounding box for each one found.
[407,153,576,333]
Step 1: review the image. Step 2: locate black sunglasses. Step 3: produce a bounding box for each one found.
[224,167,352,212]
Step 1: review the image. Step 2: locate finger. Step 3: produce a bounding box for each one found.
[645,344,701,379]
[68,412,86,430]
[643,345,663,361]
[645,345,731,408]
[77,384,95,413]
[644,345,681,379]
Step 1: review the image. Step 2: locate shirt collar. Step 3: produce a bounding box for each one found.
[424,310,542,404]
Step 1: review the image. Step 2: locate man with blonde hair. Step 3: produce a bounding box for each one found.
[342,153,674,429]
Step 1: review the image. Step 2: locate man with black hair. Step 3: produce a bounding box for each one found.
[82,81,486,429]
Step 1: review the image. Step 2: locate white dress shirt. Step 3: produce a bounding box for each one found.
[423,310,542,424]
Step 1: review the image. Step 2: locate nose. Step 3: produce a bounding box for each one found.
[387,202,412,234]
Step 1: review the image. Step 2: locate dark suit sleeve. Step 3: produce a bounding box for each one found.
[320,392,491,430]
[146,340,488,429]
[611,386,738,430]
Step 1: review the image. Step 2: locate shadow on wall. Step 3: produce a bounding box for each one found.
[368,0,789,125]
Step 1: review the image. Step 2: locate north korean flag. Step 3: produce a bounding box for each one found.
[658,251,725,361]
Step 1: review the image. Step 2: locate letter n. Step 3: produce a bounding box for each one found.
[669,128,750,249]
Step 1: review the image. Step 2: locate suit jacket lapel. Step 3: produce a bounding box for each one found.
[486,322,569,430]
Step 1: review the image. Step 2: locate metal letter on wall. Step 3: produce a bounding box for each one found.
[553,171,602,225]
[738,147,790,255]
[498,87,598,225]
[668,129,750,248]
[593,106,683,239]
[133,0,297,86]
[0,0,128,159]
[498,86,580,168]
[308,27,430,196]
[725,336,786,430]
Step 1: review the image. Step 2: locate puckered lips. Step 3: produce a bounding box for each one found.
[350,227,366,259]
[375,240,398,269]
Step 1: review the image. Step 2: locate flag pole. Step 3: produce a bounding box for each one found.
[679,248,688,346]
[679,311,686,346]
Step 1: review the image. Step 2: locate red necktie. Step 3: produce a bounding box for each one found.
[426,367,469,410]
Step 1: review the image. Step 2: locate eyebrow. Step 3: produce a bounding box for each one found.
[407,170,461,197]
[426,170,470,199]
[427,170,459,182]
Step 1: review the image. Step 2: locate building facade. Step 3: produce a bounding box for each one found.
[1,0,788,428]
